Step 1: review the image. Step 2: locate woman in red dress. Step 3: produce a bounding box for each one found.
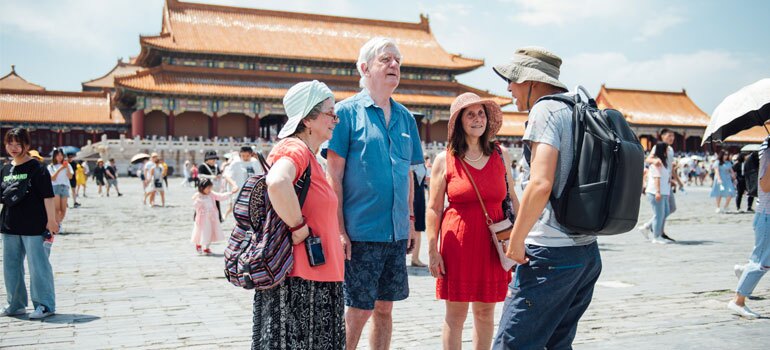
[426,93,519,349]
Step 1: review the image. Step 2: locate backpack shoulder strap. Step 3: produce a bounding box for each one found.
[295,162,312,207]
[256,152,270,173]
[535,94,577,107]
[523,92,584,215]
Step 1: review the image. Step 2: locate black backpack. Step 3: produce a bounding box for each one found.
[525,86,645,235]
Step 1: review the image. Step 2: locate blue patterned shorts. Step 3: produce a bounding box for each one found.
[344,240,409,310]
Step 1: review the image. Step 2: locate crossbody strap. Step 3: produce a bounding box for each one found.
[295,162,312,207]
[494,145,512,197]
[458,157,493,225]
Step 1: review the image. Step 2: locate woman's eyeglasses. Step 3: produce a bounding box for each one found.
[320,111,339,122]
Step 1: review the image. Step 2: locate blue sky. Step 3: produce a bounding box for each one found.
[1,0,768,113]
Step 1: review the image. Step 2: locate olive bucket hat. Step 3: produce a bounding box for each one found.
[493,46,568,91]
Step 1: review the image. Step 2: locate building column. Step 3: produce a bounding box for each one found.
[58,130,63,146]
[167,111,175,138]
[210,112,219,139]
[681,132,687,152]
[425,121,432,143]
[131,109,145,138]
[250,116,261,140]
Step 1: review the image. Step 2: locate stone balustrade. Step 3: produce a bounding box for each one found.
[76,135,523,176]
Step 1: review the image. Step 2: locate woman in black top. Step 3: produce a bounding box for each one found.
[0,128,58,319]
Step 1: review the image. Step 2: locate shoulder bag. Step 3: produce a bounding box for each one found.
[458,157,516,271]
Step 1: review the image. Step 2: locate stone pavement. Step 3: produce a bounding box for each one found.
[1,180,768,349]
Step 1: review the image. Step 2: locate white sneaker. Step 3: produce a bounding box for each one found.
[638,223,651,240]
[651,238,670,244]
[734,264,745,278]
[716,208,722,213]
[28,306,54,319]
[727,300,760,319]
[0,306,25,317]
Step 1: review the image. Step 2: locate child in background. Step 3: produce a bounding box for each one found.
[191,178,237,255]
[191,163,199,187]
[75,161,87,198]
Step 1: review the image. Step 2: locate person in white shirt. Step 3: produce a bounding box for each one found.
[223,146,265,218]
[47,148,73,225]
[144,153,165,207]
[638,129,682,242]
[224,146,266,189]
[643,142,672,244]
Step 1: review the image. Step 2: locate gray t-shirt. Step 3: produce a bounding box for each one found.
[521,95,597,247]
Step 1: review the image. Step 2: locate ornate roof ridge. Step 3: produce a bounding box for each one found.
[166,0,431,32]
[0,88,108,98]
[600,84,687,96]
[82,58,143,88]
[0,65,46,91]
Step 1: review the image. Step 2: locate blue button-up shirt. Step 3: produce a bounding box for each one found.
[329,90,424,242]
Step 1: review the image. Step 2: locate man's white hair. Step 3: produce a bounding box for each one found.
[357,37,402,89]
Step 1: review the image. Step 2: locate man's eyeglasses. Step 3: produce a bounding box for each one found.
[320,111,339,122]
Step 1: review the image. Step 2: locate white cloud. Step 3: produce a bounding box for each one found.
[507,0,685,41]
[415,2,490,60]
[634,11,685,41]
[560,50,765,113]
[0,0,159,52]
[508,0,635,26]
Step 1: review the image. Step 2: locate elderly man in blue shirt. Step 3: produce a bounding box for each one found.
[327,37,424,350]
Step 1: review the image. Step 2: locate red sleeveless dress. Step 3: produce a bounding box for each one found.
[436,151,512,302]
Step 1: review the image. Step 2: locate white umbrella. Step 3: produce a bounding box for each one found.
[130,153,151,163]
[741,144,762,152]
[702,78,770,145]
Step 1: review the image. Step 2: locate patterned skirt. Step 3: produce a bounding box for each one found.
[252,277,345,350]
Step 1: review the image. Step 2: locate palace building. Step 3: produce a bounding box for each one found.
[596,85,712,152]
[1,0,512,159]
[111,0,509,144]
[0,66,127,154]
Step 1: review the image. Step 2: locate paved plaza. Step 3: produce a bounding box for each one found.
[1,180,768,349]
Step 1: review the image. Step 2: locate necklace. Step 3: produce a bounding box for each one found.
[295,136,316,154]
[464,152,483,162]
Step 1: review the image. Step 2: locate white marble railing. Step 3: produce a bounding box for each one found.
[77,135,523,176]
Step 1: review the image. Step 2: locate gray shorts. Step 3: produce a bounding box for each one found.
[52,184,70,197]
[107,179,118,186]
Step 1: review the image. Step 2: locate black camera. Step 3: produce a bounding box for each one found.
[304,230,325,267]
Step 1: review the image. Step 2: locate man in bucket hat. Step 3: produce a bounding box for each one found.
[327,37,424,349]
[492,47,602,349]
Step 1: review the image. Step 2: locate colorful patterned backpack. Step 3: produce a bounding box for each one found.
[224,158,311,290]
